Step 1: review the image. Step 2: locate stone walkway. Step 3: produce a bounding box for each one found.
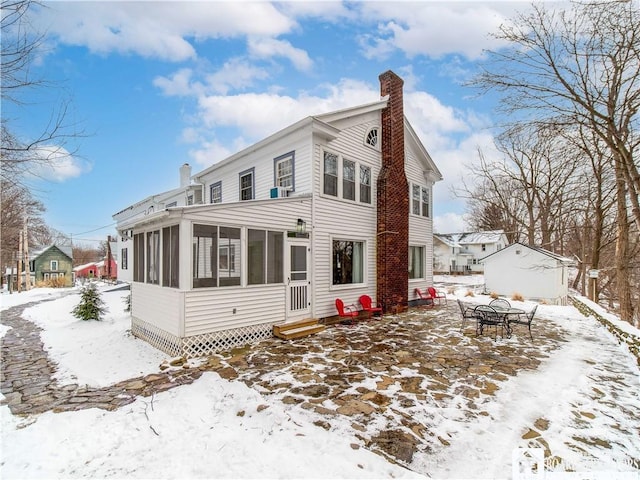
[2,298,639,472]
[1,300,204,415]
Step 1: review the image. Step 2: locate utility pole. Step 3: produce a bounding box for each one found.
[17,230,22,293]
[106,235,113,280]
[24,217,30,290]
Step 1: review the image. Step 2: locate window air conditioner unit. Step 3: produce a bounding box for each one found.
[270,187,290,198]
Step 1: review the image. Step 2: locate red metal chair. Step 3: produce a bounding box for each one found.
[414,288,434,308]
[427,286,447,305]
[335,298,360,325]
[358,295,383,319]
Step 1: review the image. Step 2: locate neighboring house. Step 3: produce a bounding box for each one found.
[433,230,508,274]
[112,70,443,357]
[113,163,198,284]
[73,262,99,279]
[97,258,118,280]
[29,245,73,287]
[482,242,574,305]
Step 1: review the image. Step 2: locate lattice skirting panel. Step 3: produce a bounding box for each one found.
[181,323,273,358]
[131,318,274,358]
[131,317,182,357]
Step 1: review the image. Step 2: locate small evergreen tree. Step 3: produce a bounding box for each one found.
[72,282,107,321]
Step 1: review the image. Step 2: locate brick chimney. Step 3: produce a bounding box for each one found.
[376,70,409,312]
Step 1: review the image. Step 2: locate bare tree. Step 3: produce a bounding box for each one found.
[471,0,640,322]
[0,178,48,267]
[1,0,83,270]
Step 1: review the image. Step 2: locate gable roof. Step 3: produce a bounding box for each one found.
[73,262,99,272]
[481,242,574,265]
[434,230,505,248]
[29,244,73,261]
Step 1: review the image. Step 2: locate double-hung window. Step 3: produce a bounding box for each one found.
[210,181,222,203]
[274,152,294,191]
[121,248,128,270]
[360,166,371,204]
[50,260,58,271]
[239,168,254,201]
[409,246,424,279]
[343,159,356,201]
[332,239,364,285]
[323,152,338,197]
[412,184,430,217]
[323,150,373,204]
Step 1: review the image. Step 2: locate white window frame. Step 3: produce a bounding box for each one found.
[330,236,366,289]
[274,152,294,191]
[50,260,58,271]
[210,181,222,204]
[239,168,255,201]
[321,149,374,206]
[364,127,380,151]
[411,183,431,218]
[409,245,425,280]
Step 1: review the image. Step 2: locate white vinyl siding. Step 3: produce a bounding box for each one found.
[199,136,312,205]
[312,119,380,318]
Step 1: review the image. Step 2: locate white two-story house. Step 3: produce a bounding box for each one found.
[113,70,443,357]
[433,230,508,274]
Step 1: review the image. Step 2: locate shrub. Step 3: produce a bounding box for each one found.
[124,293,131,312]
[511,292,524,302]
[72,282,107,321]
[489,292,499,299]
[465,290,475,297]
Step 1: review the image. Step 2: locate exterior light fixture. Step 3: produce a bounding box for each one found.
[296,218,306,234]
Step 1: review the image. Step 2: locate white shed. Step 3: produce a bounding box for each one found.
[481,242,574,305]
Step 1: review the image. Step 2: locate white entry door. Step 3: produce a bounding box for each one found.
[286,240,311,321]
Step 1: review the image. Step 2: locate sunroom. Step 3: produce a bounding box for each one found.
[123,195,313,357]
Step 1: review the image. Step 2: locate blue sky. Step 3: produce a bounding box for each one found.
[5,1,534,247]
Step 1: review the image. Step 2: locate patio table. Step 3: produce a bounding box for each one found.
[489,306,526,336]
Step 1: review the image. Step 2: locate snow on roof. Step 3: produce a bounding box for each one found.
[482,242,575,264]
[434,230,505,247]
[72,262,98,272]
[29,244,73,261]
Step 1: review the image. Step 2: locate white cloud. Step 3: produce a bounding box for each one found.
[34,2,297,62]
[188,138,237,167]
[153,68,203,97]
[26,146,91,182]
[205,59,271,95]
[154,60,272,97]
[434,212,469,234]
[357,3,517,61]
[247,37,313,72]
[194,77,379,140]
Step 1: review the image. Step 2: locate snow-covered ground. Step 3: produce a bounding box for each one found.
[1,280,639,479]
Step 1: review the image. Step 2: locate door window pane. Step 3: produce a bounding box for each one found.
[290,245,307,281]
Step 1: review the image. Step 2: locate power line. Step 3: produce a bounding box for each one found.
[70,223,116,237]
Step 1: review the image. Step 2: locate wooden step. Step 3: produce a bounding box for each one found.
[273,319,325,340]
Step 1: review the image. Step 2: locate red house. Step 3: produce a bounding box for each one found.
[73,262,99,279]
